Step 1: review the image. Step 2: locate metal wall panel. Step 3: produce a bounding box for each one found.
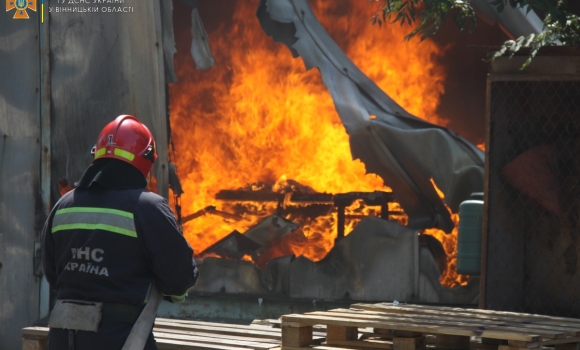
[0,14,41,350]
[49,0,168,201]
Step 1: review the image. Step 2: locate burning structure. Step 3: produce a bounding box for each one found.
[165,0,495,305]
[0,0,563,346]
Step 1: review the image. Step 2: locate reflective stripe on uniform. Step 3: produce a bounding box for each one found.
[52,207,137,238]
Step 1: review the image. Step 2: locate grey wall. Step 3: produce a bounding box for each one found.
[0,0,170,347]
[0,13,41,350]
[49,0,169,201]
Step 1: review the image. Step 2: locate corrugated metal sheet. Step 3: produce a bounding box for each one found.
[258,0,484,233]
[49,0,169,201]
[0,15,41,350]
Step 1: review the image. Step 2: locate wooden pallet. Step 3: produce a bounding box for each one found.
[22,318,326,350]
[280,304,580,350]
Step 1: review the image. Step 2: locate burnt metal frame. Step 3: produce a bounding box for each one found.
[214,190,396,242]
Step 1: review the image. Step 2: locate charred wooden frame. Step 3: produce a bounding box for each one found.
[213,190,398,241]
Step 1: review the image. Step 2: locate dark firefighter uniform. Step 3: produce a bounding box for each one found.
[42,158,199,350]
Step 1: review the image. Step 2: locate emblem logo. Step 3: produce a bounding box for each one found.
[6,0,36,19]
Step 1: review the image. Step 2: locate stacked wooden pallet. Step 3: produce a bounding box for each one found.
[22,304,580,350]
[22,318,326,350]
[280,303,580,350]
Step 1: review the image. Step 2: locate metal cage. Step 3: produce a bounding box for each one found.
[482,51,580,316]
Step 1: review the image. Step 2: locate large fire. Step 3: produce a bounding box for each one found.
[169,0,466,286]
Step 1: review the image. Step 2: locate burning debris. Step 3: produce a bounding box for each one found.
[183,175,469,293]
[191,180,403,269]
[199,230,260,261]
[169,0,482,293]
[257,0,484,233]
[190,216,479,304]
[243,215,299,254]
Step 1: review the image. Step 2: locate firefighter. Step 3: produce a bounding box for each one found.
[42,115,198,350]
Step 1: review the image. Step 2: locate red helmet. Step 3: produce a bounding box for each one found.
[92,115,157,177]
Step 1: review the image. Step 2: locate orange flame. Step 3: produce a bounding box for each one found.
[170,0,458,284]
[424,179,469,287]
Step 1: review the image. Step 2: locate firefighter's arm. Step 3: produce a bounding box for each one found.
[135,192,199,302]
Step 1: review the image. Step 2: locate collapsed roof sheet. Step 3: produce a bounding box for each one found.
[257,0,485,232]
[471,0,543,39]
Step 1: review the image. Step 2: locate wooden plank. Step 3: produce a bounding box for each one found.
[22,324,285,350]
[282,326,313,347]
[154,323,325,343]
[335,308,580,335]
[302,310,564,339]
[156,337,255,350]
[155,320,283,340]
[153,329,282,345]
[22,327,49,338]
[348,304,580,336]
[498,346,540,350]
[22,338,47,350]
[157,319,284,333]
[312,309,570,338]
[155,319,293,335]
[153,331,279,350]
[327,338,394,349]
[252,319,282,328]
[153,328,324,346]
[352,304,580,326]
[281,314,541,342]
[350,305,580,332]
[280,346,366,350]
[157,320,325,338]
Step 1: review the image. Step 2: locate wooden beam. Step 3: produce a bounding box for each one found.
[326,325,357,341]
[281,326,313,347]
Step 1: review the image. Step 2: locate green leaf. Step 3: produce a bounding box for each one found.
[372,0,579,68]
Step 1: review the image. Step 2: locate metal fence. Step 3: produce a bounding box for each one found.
[482,74,580,317]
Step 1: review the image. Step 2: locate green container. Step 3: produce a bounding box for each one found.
[456,196,483,275]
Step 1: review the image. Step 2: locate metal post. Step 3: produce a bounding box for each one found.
[152,0,169,199]
[39,5,51,319]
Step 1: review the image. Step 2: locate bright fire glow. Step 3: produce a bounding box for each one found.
[169,0,465,287]
[426,179,469,286]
